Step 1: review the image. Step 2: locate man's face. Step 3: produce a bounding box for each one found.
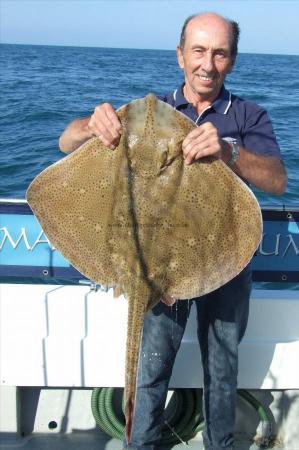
[177,16,234,102]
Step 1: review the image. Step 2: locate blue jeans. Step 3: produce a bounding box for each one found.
[123,265,252,450]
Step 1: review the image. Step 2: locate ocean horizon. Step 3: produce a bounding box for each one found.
[1,42,299,57]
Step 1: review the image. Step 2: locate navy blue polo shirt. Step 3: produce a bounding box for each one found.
[158,84,281,159]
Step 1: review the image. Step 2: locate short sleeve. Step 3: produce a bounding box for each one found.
[241,105,282,158]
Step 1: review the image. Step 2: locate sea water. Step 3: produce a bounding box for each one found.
[1,44,298,206]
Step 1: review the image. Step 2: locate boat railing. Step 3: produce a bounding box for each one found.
[0,198,298,284]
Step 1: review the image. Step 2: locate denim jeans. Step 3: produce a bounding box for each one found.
[123,265,252,450]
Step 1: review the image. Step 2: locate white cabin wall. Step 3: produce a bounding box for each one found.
[1,283,299,448]
[1,284,299,389]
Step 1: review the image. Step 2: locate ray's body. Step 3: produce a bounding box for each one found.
[26,95,262,443]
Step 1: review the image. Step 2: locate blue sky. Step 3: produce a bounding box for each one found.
[1,0,298,55]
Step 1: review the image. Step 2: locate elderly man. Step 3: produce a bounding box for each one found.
[60,12,286,450]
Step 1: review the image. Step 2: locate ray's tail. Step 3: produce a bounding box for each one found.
[124,282,151,445]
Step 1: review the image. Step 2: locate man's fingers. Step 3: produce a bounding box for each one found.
[183,133,207,155]
[184,144,210,165]
[87,119,117,148]
[101,103,122,140]
[182,122,217,149]
[183,132,212,161]
[88,103,122,149]
[94,105,120,138]
[98,133,117,150]
[182,127,210,158]
[162,294,176,306]
[182,126,205,148]
[193,146,212,160]
[95,120,119,144]
[104,104,122,133]
[182,122,222,164]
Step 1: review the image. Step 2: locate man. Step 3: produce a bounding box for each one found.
[59,12,286,450]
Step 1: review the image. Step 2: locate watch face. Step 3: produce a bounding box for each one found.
[223,137,237,145]
[228,142,239,167]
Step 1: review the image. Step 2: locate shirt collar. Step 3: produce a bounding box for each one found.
[173,84,232,115]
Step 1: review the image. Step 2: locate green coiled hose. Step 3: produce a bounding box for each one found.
[91,387,204,444]
[91,387,124,439]
[91,387,272,445]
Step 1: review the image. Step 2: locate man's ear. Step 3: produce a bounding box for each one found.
[176,45,184,70]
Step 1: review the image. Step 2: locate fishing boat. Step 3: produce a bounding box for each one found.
[0,198,298,450]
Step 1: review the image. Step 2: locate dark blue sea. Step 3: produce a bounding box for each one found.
[0,44,299,207]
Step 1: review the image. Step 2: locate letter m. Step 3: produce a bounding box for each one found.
[0,227,31,250]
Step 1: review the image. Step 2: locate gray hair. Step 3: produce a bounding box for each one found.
[179,14,240,63]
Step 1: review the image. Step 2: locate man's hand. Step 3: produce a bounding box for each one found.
[182,122,230,165]
[181,121,287,195]
[59,103,122,153]
[88,103,122,150]
[161,294,177,306]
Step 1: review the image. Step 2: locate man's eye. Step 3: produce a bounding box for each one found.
[215,51,228,60]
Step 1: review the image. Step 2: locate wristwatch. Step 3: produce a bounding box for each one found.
[227,141,240,167]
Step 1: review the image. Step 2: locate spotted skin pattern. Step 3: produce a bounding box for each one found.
[26,94,262,443]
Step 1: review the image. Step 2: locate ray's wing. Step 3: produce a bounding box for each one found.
[26,107,140,289]
[165,157,262,299]
[118,95,262,302]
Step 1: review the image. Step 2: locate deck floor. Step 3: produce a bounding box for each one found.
[0,432,282,450]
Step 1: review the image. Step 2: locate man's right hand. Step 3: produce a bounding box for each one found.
[88,103,122,150]
[59,103,122,153]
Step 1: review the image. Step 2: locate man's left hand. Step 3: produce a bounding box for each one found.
[182,122,230,165]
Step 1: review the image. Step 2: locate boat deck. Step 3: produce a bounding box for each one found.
[0,432,284,450]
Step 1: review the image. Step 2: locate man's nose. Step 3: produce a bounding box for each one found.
[201,51,215,72]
